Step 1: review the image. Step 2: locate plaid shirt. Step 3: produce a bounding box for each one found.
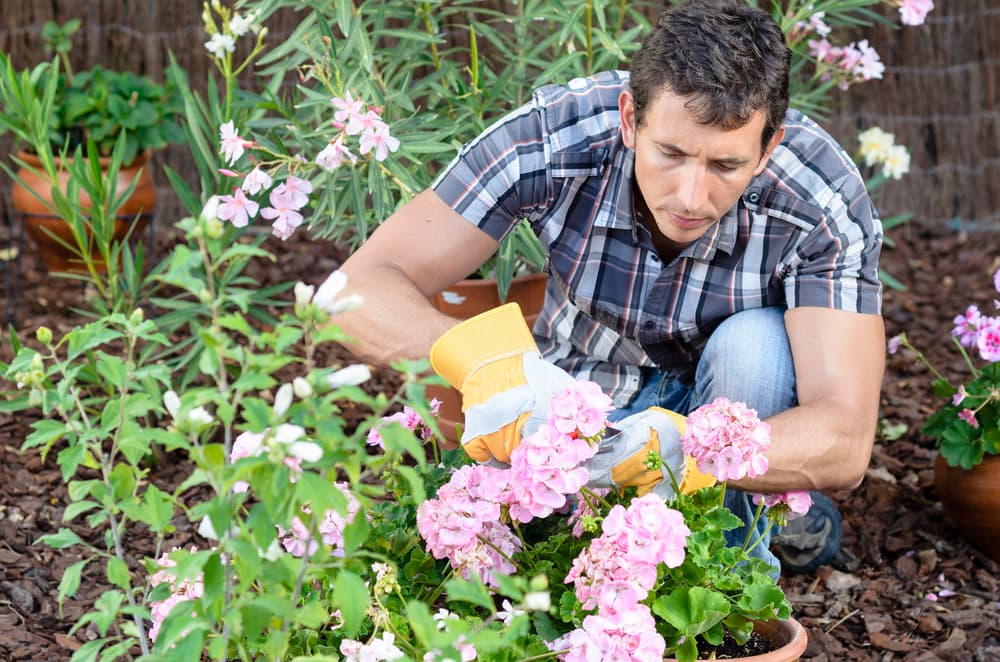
[432,71,883,407]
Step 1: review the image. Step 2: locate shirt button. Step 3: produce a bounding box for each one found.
[643,320,655,330]
[650,254,660,263]
[747,191,760,204]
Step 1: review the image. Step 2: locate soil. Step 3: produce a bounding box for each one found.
[2,223,1000,661]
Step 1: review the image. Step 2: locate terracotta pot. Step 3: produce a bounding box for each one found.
[664,618,808,662]
[427,272,549,446]
[10,150,155,273]
[934,453,1000,561]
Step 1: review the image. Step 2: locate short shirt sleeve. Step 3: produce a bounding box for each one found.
[431,103,552,243]
[783,176,883,315]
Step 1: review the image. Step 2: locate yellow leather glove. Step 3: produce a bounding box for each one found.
[587,407,715,499]
[430,302,576,463]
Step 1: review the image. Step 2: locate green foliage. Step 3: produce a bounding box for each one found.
[0,20,182,166]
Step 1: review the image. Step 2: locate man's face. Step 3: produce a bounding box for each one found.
[620,88,784,249]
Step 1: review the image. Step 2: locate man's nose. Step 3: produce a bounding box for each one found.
[678,165,709,215]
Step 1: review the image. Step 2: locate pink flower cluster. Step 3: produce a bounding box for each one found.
[340,631,405,661]
[366,399,442,449]
[808,37,884,89]
[556,495,687,661]
[681,397,771,482]
[950,300,1000,363]
[328,91,400,164]
[148,547,204,642]
[416,381,611,586]
[278,482,362,558]
[565,495,689,612]
[416,464,521,586]
[552,603,665,662]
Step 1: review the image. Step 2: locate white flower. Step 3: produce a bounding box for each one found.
[495,599,525,625]
[273,423,322,463]
[524,591,551,611]
[313,270,348,310]
[228,13,253,37]
[857,126,895,168]
[163,390,181,419]
[327,364,372,388]
[198,516,237,541]
[883,144,911,180]
[326,293,364,314]
[293,282,315,307]
[188,407,214,427]
[200,195,222,221]
[204,32,236,58]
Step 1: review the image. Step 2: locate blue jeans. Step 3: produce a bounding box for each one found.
[609,307,796,573]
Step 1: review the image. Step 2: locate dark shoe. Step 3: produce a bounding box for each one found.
[771,492,842,574]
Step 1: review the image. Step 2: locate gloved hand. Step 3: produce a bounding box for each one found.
[586,407,715,500]
[429,302,576,463]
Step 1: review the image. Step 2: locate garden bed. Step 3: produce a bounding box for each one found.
[0,224,999,660]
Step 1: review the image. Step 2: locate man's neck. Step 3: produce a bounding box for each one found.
[632,180,685,264]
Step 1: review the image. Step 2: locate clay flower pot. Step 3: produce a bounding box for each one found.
[427,271,548,446]
[10,150,155,273]
[664,618,808,661]
[934,453,1000,561]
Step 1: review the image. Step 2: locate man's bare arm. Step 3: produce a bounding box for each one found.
[731,307,885,492]
[332,189,501,365]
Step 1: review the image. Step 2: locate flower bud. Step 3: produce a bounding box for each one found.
[327,364,372,389]
[198,288,213,304]
[292,377,313,399]
[524,591,551,612]
[274,383,294,416]
[129,308,144,325]
[294,282,315,308]
[35,326,52,345]
[200,195,221,222]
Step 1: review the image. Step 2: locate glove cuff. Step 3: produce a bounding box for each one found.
[429,303,538,389]
[647,407,715,493]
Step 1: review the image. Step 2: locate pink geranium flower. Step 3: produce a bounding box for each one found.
[219,120,250,165]
[681,396,771,481]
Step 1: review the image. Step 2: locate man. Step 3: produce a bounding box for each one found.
[331,0,885,573]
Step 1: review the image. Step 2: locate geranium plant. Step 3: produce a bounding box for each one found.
[410,385,809,661]
[890,268,1000,469]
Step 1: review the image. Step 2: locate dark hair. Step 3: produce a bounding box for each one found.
[628,0,790,151]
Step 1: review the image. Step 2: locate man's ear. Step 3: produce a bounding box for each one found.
[753,126,785,176]
[619,90,636,149]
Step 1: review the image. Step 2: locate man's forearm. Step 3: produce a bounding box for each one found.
[730,400,876,493]
[333,262,461,366]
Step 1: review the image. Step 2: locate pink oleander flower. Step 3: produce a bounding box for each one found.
[681,396,771,481]
[219,120,250,165]
[358,123,400,162]
[217,188,259,228]
[887,335,903,355]
[272,175,313,209]
[898,0,934,26]
[316,136,357,171]
[549,380,615,439]
[345,108,385,137]
[241,167,273,195]
[262,189,304,240]
[331,91,366,126]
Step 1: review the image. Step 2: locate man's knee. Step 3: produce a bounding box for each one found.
[693,307,796,417]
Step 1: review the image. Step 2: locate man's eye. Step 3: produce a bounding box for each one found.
[714,162,738,172]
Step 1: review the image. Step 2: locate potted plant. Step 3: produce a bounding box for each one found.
[0,19,182,274]
[889,269,1000,561]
